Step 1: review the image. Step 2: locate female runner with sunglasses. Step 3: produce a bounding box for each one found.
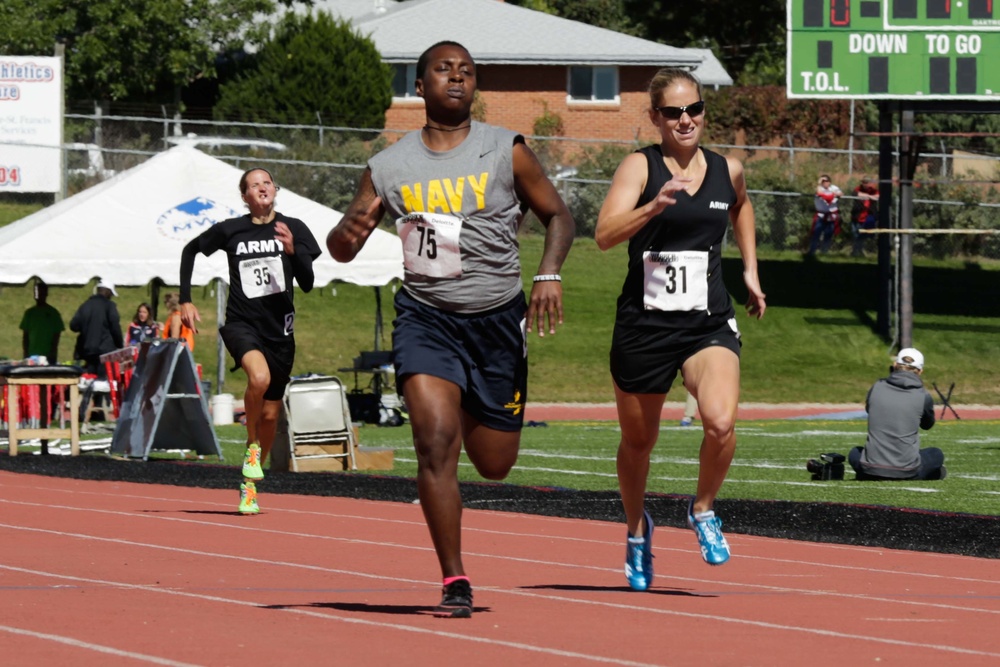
[595,68,766,589]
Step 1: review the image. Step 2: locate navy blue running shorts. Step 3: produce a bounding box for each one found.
[391,289,528,431]
[219,320,295,401]
[610,318,741,394]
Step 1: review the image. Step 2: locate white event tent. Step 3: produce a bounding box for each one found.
[0,145,402,288]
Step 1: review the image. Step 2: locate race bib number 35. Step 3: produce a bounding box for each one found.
[642,250,709,311]
[396,212,463,279]
[239,255,286,299]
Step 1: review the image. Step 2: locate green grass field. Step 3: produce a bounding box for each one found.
[4,203,998,517]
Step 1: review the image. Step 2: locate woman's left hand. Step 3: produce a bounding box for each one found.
[275,221,295,254]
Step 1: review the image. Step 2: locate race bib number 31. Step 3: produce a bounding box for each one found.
[642,250,709,311]
[396,212,463,279]
[239,255,286,299]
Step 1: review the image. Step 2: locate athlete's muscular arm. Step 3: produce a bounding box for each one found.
[512,141,576,336]
[727,157,766,320]
[178,238,202,332]
[328,168,384,263]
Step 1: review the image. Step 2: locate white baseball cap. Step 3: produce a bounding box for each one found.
[95,280,118,297]
[895,347,924,370]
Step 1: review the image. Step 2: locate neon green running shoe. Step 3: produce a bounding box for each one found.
[238,482,259,514]
[242,443,264,480]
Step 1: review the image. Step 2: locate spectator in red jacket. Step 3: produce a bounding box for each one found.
[850,177,879,257]
[807,174,842,255]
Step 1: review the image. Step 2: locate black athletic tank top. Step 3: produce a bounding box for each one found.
[614,146,737,330]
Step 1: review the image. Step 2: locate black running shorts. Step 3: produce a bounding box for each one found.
[219,320,295,401]
[610,318,741,394]
[391,289,528,431]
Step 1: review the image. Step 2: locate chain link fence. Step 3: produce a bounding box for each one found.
[5,112,998,263]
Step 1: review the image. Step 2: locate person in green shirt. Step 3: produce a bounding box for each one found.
[20,280,64,363]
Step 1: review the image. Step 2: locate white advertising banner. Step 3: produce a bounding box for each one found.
[0,56,63,193]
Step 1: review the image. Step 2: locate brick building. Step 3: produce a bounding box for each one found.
[310,0,732,146]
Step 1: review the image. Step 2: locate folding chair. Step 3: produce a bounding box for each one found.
[282,375,357,471]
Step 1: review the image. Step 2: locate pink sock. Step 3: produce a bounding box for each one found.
[443,575,470,587]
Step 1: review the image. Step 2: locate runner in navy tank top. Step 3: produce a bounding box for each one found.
[595,68,766,588]
[328,41,575,618]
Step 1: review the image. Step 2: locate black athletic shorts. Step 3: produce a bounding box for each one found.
[219,320,295,401]
[610,318,741,394]
[391,288,528,431]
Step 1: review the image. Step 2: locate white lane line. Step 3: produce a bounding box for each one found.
[0,564,663,667]
[3,516,1000,620]
[3,495,1000,586]
[3,559,999,660]
[0,624,204,666]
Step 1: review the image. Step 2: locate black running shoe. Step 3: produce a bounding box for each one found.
[434,579,473,618]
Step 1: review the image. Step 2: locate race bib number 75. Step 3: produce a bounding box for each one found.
[395,212,463,279]
[642,250,709,311]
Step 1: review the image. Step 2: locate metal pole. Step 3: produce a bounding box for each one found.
[55,42,66,202]
[876,102,892,339]
[848,101,855,179]
[216,279,226,394]
[898,110,915,349]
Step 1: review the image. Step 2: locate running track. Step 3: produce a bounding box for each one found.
[3,470,1000,666]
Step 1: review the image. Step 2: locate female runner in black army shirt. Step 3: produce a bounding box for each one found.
[180,168,320,514]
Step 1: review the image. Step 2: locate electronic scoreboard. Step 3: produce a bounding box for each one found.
[787,0,1000,98]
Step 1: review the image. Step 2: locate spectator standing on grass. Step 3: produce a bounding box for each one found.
[179,167,321,515]
[328,40,575,618]
[161,292,195,351]
[595,67,766,591]
[69,280,124,377]
[20,280,64,363]
[850,177,879,257]
[127,302,159,345]
[807,174,842,255]
[848,348,944,480]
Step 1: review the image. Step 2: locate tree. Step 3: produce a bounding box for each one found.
[623,0,786,84]
[213,12,392,128]
[0,0,285,103]
[507,0,640,36]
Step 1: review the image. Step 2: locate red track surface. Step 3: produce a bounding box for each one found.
[3,470,1000,666]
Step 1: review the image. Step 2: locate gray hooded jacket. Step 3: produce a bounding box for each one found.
[860,370,935,478]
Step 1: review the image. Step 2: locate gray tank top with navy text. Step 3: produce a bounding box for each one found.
[369,122,523,313]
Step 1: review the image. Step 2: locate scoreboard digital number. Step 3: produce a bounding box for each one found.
[787,0,1000,99]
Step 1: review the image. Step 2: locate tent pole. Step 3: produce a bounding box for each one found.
[216,278,226,394]
[374,286,382,351]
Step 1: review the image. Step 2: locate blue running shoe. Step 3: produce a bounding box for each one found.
[687,499,730,565]
[624,509,654,591]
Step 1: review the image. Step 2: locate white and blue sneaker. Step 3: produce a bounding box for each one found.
[624,509,654,591]
[687,499,730,565]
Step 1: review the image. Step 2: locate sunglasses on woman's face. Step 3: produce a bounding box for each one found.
[654,100,705,120]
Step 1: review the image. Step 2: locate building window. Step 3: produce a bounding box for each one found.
[392,64,417,98]
[568,66,619,102]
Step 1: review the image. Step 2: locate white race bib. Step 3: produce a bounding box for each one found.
[642,250,709,311]
[395,212,463,279]
[238,255,286,299]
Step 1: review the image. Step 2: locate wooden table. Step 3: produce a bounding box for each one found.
[1,366,82,456]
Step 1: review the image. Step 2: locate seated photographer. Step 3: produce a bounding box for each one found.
[849,348,945,481]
